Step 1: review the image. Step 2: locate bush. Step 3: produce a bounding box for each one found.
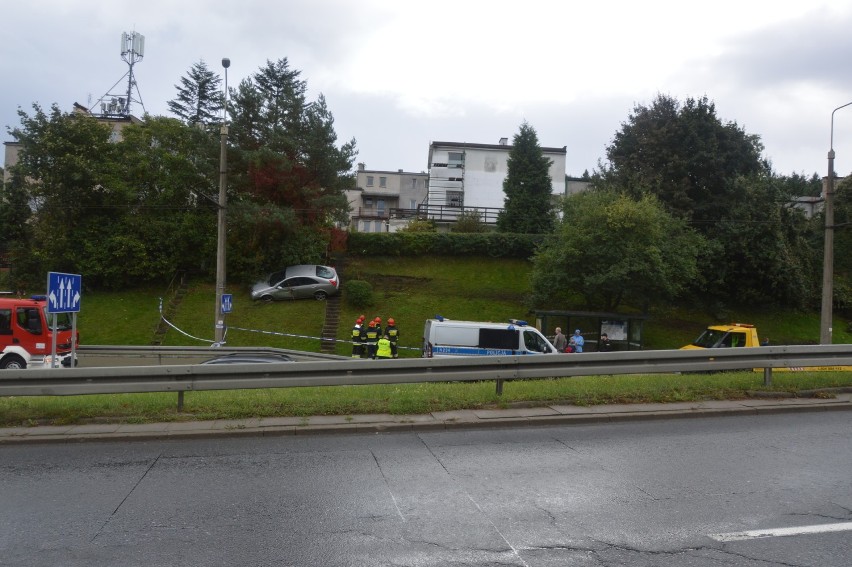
[344,280,374,308]
[347,232,543,259]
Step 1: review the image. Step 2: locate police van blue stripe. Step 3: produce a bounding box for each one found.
[433,346,537,356]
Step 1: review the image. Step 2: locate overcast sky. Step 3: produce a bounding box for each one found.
[3,1,852,179]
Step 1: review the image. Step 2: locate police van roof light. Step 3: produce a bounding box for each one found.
[509,319,528,326]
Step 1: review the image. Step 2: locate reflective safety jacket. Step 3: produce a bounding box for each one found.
[376,337,392,358]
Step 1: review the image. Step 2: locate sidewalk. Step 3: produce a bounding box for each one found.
[2,393,851,444]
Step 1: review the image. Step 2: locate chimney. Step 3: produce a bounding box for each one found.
[357,162,365,171]
[499,137,508,146]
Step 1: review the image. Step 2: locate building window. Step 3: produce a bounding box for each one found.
[366,176,374,187]
[377,199,386,214]
[365,197,373,207]
[447,191,463,208]
[409,199,417,209]
[379,176,387,188]
[411,178,417,189]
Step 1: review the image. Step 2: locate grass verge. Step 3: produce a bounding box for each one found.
[2,371,851,427]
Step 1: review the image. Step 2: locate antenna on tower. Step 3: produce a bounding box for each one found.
[93,31,147,118]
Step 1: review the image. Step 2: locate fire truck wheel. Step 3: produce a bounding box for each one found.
[0,355,27,370]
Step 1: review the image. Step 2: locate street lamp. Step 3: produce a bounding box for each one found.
[214,57,230,345]
[820,100,852,344]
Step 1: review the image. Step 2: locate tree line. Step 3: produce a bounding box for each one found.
[0,58,355,290]
[499,96,849,316]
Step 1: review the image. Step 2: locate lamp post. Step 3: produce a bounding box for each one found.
[214,57,230,345]
[820,101,852,344]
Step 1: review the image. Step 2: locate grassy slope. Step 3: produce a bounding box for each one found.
[77,255,852,351]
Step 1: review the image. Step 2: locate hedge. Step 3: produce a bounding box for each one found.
[347,232,544,259]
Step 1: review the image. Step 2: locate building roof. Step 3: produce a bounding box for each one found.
[429,141,567,154]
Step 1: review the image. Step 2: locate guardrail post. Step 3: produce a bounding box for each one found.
[763,367,772,387]
[177,391,185,412]
[496,379,504,396]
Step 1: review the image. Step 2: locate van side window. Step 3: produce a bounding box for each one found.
[16,308,42,335]
[0,308,12,335]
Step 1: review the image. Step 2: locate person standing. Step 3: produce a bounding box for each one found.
[365,320,379,359]
[552,327,567,352]
[570,329,585,353]
[376,333,393,359]
[386,317,399,358]
[597,333,612,352]
[351,318,363,358]
[359,318,370,358]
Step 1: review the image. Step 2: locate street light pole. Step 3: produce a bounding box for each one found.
[214,57,230,345]
[820,101,852,344]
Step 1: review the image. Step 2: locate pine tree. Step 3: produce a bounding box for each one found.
[497,122,555,234]
[167,60,224,125]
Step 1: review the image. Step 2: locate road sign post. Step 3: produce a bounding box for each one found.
[46,272,81,368]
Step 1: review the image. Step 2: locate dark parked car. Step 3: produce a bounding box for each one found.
[250,265,340,301]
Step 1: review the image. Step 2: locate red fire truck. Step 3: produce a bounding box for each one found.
[0,295,79,369]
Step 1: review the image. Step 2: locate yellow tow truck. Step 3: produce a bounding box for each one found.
[680,323,762,350]
[681,322,850,371]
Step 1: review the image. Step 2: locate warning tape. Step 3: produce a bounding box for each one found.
[157,298,415,351]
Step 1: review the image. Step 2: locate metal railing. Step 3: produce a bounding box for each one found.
[2,345,851,399]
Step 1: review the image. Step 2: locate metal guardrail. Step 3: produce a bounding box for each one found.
[1,345,851,398]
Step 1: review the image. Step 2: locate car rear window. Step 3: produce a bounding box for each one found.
[316,266,335,279]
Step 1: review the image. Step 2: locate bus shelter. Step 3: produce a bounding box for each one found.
[532,310,648,352]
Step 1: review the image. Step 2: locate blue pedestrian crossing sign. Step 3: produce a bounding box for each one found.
[221,293,233,314]
[47,272,82,313]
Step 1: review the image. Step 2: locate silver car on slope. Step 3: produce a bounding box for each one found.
[250,265,340,301]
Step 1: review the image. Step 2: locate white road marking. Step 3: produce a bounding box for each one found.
[711,521,852,542]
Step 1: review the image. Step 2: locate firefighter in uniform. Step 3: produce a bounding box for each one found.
[373,317,383,341]
[351,318,363,358]
[386,317,399,358]
[359,318,369,358]
[365,320,379,359]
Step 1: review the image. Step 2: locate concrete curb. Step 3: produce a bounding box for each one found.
[1,394,850,445]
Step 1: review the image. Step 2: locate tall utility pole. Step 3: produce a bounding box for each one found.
[214,57,230,345]
[820,101,852,344]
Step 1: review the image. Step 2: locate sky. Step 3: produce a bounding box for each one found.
[3,0,852,179]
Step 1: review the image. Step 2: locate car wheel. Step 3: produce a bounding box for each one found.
[0,355,27,370]
[260,294,274,302]
[314,291,328,300]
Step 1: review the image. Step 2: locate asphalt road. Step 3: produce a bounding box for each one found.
[1,412,850,566]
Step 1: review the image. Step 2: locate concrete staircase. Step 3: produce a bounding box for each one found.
[320,293,342,354]
[151,272,187,346]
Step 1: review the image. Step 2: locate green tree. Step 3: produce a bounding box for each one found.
[8,103,118,281]
[601,94,764,226]
[167,60,224,126]
[497,122,555,234]
[226,58,356,274]
[696,174,816,309]
[530,190,704,312]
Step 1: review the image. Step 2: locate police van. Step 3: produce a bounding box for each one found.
[422,316,557,357]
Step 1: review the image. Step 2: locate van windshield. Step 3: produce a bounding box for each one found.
[523,330,551,353]
[41,307,73,331]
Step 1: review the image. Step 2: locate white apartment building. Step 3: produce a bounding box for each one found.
[425,138,568,222]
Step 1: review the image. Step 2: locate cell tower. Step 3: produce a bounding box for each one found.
[94,31,146,118]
